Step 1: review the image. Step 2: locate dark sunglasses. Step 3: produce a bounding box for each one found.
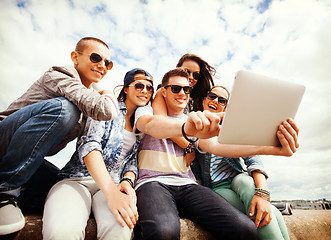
[184,69,200,80]
[206,91,228,106]
[129,83,154,94]
[77,52,113,70]
[164,85,192,94]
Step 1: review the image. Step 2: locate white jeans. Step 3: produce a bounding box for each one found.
[42,177,132,240]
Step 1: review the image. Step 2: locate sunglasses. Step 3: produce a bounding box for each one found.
[77,52,113,70]
[184,69,201,81]
[206,91,228,106]
[164,85,192,94]
[129,83,154,94]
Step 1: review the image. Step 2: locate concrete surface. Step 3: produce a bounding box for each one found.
[1,210,330,239]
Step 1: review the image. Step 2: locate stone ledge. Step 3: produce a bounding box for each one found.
[2,210,331,240]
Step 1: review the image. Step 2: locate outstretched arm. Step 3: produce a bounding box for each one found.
[135,110,223,139]
[198,118,299,158]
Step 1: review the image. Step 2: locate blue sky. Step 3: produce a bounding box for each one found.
[0,0,330,200]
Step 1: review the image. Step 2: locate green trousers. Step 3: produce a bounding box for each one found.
[212,173,289,240]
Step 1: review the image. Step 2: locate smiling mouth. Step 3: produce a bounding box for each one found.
[138,95,148,101]
[208,104,217,110]
[92,69,103,76]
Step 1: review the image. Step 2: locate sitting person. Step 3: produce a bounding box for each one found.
[0,37,118,235]
[192,86,290,240]
[42,68,154,239]
[133,68,299,240]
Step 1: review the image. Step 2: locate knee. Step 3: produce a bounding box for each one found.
[134,220,180,240]
[43,222,85,240]
[98,223,132,240]
[232,217,258,240]
[233,173,254,188]
[55,98,80,128]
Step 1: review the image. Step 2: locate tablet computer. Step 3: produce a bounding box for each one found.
[217,70,306,146]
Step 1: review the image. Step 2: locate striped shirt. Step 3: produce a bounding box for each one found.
[210,154,238,183]
[134,105,197,189]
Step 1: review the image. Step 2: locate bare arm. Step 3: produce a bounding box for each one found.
[199,119,299,158]
[84,150,138,229]
[136,110,223,139]
[151,89,168,115]
[249,172,272,228]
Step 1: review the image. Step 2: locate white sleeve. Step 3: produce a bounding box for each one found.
[133,105,153,135]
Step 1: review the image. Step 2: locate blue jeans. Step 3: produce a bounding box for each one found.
[133,182,258,240]
[0,97,80,192]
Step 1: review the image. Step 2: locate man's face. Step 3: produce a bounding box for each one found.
[72,42,111,88]
[162,76,190,115]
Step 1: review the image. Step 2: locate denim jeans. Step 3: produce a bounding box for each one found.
[133,182,258,240]
[0,97,80,192]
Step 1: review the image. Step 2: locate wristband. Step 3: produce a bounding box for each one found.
[181,123,198,143]
[184,142,195,154]
[120,177,134,187]
[254,188,271,202]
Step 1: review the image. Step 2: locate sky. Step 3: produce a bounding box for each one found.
[0,0,330,201]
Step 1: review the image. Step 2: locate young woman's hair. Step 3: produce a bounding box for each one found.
[116,70,154,127]
[176,54,216,111]
[161,67,190,87]
[75,37,109,52]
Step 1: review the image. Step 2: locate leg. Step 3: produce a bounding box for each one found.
[178,184,258,240]
[134,182,180,240]
[42,178,92,240]
[212,180,246,213]
[92,190,132,240]
[17,160,60,214]
[0,97,80,191]
[231,173,289,240]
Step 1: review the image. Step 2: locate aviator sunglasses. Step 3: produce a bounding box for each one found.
[184,69,201,81]
[164,85,192,94]
[129,83,154,94]
[77,52,113,70]
[206,91,228,106]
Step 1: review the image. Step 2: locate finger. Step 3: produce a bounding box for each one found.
[249,202,256,218]
[277,130,293,156]
[185,112,202,135]
[119,208,135,229]
[196,111,210,134]
[279,124,296,154]
[259,212,272,228]
[284,119,299,148]
[288,118,299,136]
[203,110,221,134]
[113,210,127,228]
[254,210,263,228]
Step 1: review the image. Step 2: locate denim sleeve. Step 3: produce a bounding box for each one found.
[243,156,269,179]
[77,117,107,164]
[122,152,138,179]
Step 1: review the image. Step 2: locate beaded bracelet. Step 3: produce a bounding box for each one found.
[184,142,195,154]
[255,188,270,196]
[254,189,271,202]
[120,177,134,188]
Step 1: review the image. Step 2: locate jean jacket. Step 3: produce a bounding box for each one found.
[59,101,139,184]
[191,151,268,188]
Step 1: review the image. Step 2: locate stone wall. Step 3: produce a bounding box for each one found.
[3,210,331,240]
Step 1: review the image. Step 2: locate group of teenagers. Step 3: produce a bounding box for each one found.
[0,37,300,240]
